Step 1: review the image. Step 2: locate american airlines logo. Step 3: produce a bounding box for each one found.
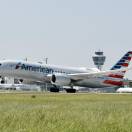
[15,63,22,69]
[15,63,54,74]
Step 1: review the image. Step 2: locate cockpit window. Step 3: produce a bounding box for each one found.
[0,63,2,66]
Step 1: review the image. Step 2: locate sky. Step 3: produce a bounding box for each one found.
[0,0,132,78]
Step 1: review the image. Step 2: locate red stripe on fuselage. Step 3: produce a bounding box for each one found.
[103,80,124,86]
[108,74,124,79]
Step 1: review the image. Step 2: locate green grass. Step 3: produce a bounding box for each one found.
[0,93,132,132]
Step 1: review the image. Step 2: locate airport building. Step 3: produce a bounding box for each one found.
[128,80,132,87]
[92,50,106,70]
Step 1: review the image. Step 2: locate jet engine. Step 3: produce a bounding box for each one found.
[50,74,71,86]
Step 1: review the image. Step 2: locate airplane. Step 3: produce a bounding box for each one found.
[0,51,131,93]
[116,87,132,93]
[0,83,40,91]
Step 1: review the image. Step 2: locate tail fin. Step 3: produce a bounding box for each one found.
[111,51,132,70]
[110,51,132,78]
[103,51,132,87]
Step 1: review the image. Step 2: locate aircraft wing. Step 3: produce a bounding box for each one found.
[68,67,132,80]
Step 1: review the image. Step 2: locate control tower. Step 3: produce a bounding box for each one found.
[92,50,106,70]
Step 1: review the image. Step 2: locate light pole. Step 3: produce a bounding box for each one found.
[43,57,48,64]
[43,57,48,92]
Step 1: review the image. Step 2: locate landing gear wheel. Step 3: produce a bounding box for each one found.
[50,87,59,92]
[65,89,76,93]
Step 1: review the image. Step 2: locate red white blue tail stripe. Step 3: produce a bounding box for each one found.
[103,51,132,86]
[111,51,132,70]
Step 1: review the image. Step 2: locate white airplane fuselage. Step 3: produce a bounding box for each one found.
[0,60,114,88]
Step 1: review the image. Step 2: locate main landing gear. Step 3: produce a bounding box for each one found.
[65,85,76,93]
[50,85,60,92]
[50,87,60,92]
[49,85,77,93]
[65,89,76,93]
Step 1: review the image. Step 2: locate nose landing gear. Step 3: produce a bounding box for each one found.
[0,77,6,84]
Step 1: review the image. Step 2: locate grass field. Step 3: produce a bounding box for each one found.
[0,92,132,132]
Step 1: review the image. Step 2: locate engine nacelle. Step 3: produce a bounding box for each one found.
[50,74,71,86]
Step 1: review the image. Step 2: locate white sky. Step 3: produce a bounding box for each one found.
[0,0,132,78]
